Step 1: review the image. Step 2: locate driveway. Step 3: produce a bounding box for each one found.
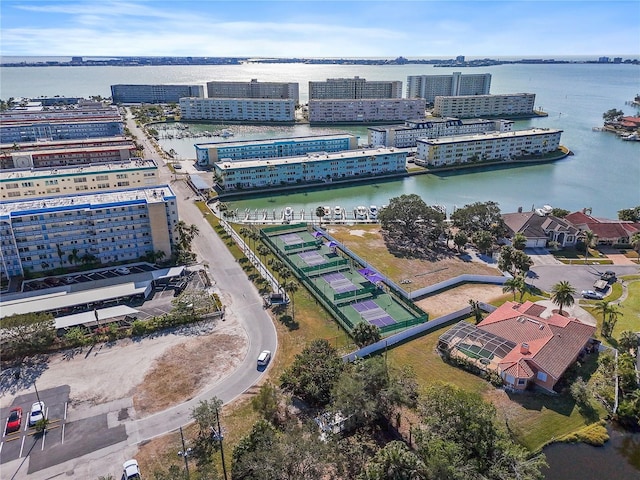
[528,264,640,294]
[525,247,562,266]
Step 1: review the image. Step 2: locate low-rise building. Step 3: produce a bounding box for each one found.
[308,99,426,124]
[1,159,159,200]
[111,84,204,104]
[415,128,562,167]
[195,134,359,167]
[0,138,136,169]
[213,148,406,191]
[502,210,579,248]
[206,79,299,104]
[179,97,295,122]
[368,118,514,148]
[0,185,178,279]
[433,93,536,118]
[565,211,640,246]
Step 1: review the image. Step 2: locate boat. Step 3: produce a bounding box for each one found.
[368,205,378,220]
[333,206,343,220]
[220,129,234,138]
[355,206,368,220]
[283,206,293,221]
[323,206,331,218]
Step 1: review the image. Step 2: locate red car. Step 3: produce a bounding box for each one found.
[6,407,22,434]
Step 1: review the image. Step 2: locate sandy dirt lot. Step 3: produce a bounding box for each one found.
[416,284,506,318]
[0,320,248,414]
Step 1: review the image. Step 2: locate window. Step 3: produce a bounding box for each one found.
[517,379,526,385]
[537,371,547,382]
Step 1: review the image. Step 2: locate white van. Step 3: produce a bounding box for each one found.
[257,350,271,367]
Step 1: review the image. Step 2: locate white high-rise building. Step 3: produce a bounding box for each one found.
[206,79,299,104]
[406,72,491,103]
[309,77,403,100]
[308,99,425,123]
[433,93,536,118]
[179,98,295,122]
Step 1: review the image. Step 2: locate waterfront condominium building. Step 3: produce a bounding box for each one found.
[406,72,492,103]
[206,79,299,104]
[415,128,563,167]
[111,84,205,104]
[195,134,359,167]
[0,137,136,169]
[179,98,296,122]
[213,147,407,191]
[0,106,124,144]
[1,159,159,200]
[309,77,403,100]
[433,93,537,118]
[368,118,514,148]
[308,99,426,124]
[0,185,178,278]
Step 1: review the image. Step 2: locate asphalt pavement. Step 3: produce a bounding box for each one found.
[529,264,640,294]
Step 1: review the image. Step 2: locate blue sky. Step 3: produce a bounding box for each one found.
[1,0,638,57]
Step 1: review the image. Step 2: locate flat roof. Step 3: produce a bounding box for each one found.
[368,117,500,132]
[215,147,401,170]
[55,305,140,330]
[418,128,563,145]
[1,159,157,182]
[189,174,210,190]
[3,144,135,157]
[0,137,131,151]
[435,93,535,100]
[0,184,175,218]
[195,133,356,149]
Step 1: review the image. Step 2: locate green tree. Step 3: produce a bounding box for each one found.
[618,207,640,222]
[469,299,484,324]
[450,201,506,237]
[630,232,640,264]
[0,312,55,359]
[551,280,576,315]
[578,230,598,264]
[618,353,638,393]
[512,232,527,250]
[352,322,382,347]
[283,280,299,319]
[552,207,570,218]
[502,276,521,301]
[512,249,534,274]
[361,440,427,480]
[618,330,639,355]
[316,205,326,222]
[453,231,468,252]
[280,339,344,406]
[378,194,446,255]
[602,108,624,122]
[251,382,281,425]
[472,230,493,255]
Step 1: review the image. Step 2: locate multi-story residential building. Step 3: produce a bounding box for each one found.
[195,134,359,167]
[0,137,136,169]
[406,72,492,103]
[213,148,407,191]
[111,84,204,104]
[368,118,514,148]
[1,159,159,200]
[308,99,426,124]
[179,98,296,122]
[0,105,124,143]
[433,93,536,118]
[415,128,563,167]
[206,79,299,104]
[0,185,178,278]
[309,77,402,100]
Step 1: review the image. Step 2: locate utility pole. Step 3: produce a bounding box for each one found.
[214,405,229,480]
[178,426,191,479]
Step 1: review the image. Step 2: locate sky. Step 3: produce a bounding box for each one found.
[1,0,639,58]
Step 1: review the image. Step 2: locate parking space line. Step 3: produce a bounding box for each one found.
[61,423,65,444]
[19,435,25,457]
[64,401,68,420]
[41,430,46,450]
[0,441,3,455]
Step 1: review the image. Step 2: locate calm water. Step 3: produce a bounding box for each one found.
[2,63,639,217]
[2,61,640,475]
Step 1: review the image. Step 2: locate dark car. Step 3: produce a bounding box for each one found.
[600,271,617,283]
[6,407,22,434]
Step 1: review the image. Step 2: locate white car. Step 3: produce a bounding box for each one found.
[115,267,131,275]
[257,350,271,367]
[123,459,141,479]
[581,290,604,300]
[29,401,45,427]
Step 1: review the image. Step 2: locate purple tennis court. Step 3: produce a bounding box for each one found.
[322,272,358,294]
[279,233,303,246]
[298,250,326,266]
[352,300,396,327]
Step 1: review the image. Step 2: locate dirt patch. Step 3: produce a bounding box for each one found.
[132,323,248,415]
[416,284,506,318]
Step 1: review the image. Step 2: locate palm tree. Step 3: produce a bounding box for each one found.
[502,277,519,301]
[257,244,270,262]
[551,280,576,315]
[283,281,299,319]
[618,330,638,354]
[603,304,621,338]
[579,230,597,264]
[594,300,613,328]
[512,232,527,250]
[630,232,640,264]
[315,206,326,223]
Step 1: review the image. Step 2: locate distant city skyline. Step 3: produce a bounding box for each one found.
[1,0,638,57]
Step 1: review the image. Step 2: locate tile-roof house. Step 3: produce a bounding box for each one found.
[565,211,640,246]
[477,301,595,392]
[502,211,579,248]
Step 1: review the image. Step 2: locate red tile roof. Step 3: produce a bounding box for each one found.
[565,212,640,241]
[478,301,595,384]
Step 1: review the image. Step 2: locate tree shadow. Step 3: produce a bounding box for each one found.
[0,355,49,396]
[278,314,299,331]
[505,389,576,417]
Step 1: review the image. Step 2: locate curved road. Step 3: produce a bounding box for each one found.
[124,111,278,441]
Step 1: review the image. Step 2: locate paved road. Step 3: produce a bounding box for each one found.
[529,264,640,294]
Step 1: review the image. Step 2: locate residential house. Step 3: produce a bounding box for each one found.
[566,211,640,246]
[502,210,579,248]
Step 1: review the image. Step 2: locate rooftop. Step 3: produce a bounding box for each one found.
[195,133,356,150]
[1,159,157,181]
[419,128,562,145]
